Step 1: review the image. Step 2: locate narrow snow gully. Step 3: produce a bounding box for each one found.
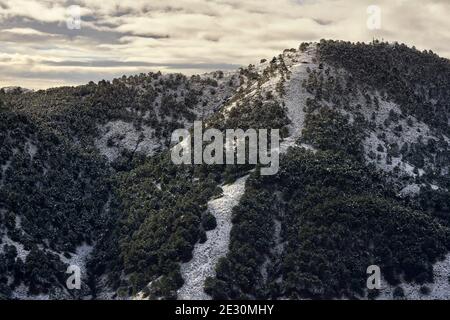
[177,175,249,300]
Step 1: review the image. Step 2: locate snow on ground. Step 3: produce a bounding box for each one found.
[0,235,29,260]
[282,47,315,140]
[279,56,314,152]
[95,275,118,300]
[59,243,94,277]
[26,141,38,160]
[398,183,422,197]
[15,215,22,229]
[2,240,93,300]
[12,283,50,300]
[278,63,307,153]
[95,120,161,162]
[11,282,73,300]
[363,131,422,178]
[360,94,438,182]
[177,175,249,300]
[376,254,450,300]
[195,71,239,118]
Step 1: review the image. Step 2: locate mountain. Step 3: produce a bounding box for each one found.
[1,40,450,300]
[1,87,33,94]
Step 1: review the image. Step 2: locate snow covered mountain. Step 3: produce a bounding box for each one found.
[1,40,450,300]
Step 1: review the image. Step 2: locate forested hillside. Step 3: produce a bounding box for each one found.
[1,40,450,300]
[0,71,239,299]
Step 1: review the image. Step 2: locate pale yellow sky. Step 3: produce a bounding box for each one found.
[1,0,449,89]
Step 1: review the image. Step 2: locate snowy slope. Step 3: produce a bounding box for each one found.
[177,175,249,300]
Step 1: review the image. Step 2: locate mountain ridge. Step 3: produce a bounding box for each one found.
[1,40,450,300]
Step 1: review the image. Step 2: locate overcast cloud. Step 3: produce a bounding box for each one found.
[1,0,449,89]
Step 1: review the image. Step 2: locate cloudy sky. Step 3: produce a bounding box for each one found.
[1,0,449,89]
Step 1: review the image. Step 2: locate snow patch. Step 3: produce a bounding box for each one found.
[95,120,161,162]
[1,235,30,261]
[26,141,38,160]
[398,184,421,197]
[59,243,94,277]
[282,49,315,140]
[177,175,249,300]
[12,283,50,300]
[377,254,450,300]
